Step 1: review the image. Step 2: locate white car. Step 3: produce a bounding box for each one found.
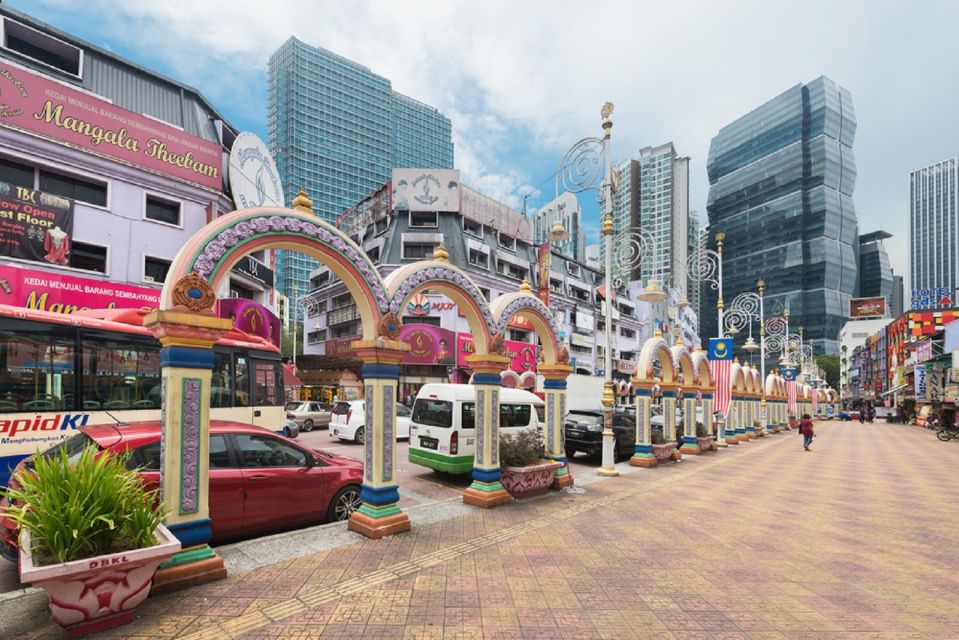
[329,401,411,443]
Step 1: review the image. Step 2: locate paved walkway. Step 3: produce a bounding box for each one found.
[16,422,959,639]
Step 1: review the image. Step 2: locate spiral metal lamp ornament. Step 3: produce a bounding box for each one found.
[557,138,605,194]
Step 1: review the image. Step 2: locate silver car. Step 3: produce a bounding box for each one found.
[286,401,333,432]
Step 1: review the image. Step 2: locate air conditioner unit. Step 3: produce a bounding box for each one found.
[143,275,156,283]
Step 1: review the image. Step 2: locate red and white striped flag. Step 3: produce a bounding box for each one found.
[786,381,797,413]
[811,387,818,414]
[708,338,733,417]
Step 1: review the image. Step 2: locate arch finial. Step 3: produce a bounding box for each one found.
[292,188,313,213]
[519,278,532,292]
[433,243,449,262]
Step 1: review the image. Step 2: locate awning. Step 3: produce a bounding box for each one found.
[597,285,616,301]
[283,364,303,387]
[880,384,908,397]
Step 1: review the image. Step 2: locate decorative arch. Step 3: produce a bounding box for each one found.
[500,370,520,388]
[730,362,746,392]
[489,289,561,365]
[764,372,779,397]
[161,208,387,339]
[634,333,676,384]
[670,343,696,387]
[690,348,712,388]
[519,371,536,389]
[750,368,762,396]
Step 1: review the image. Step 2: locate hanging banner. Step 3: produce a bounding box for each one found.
[456,333,538,373]
[915,340,933,364]
[915,364,927,402]
[326,325,456,365]
[0,264,160,314]
[217,298,281,346]
[0,182,74,266]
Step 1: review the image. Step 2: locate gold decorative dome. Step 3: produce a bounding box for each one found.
[292,188,313,212]
[433,244,449,262]
[519,278,532,292]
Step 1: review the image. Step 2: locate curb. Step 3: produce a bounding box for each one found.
[0,586,49,638]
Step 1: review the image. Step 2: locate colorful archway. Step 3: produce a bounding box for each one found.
[631,331,676,467]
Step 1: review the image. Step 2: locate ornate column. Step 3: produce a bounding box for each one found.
[736,393,750,442]
[701,392,714,449]
[145,275,232,589]
[348,341,411,539]
[679,388,700,455]
[539,362,574,490]
[462,353,513,508]
[662,386,678,458]
[725,393,741,444]
[630,387,656,467]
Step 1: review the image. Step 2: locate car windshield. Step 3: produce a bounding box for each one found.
[412,398,453,428]
[566,411,602,425]
[37,432,99,465]
[291,402,310,412]
[332,402,350,414]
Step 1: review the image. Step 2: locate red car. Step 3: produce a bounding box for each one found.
[0,420,363,561]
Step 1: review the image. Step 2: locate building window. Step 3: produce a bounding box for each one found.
[566,261,580,277]
[409,211,438,228]
[403,242,435,260]
[366,246,380,263]
[549,279,563,294]
[307,328,327,345]
[463,218,482,236]
[498,234,515,250]
[0,156,34,189]
[374,218,389,235]
[143,256,171,284]
[230,281,255,300]
[498,260,527,281]
[508,329,529,342]
[620,327,636,339]
[310,271,330,289]
[39,169,107,207]
[479,287,491,302]
[144,195,181,226]
[468,249,488,269]
[402,315,441,327]
[2,18,83,77]
[70,241,106,273]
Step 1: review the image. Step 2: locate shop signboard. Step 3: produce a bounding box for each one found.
[0,60,222,190]
[911,287,955,310]
[325,325,457,365]
[944,384,959,403]
[456,333,538,373]
[228,132,283,208]
[391,169,460,212]
[230,255,274,288]
[217,298,280,346]
[915,364,927,401]
[615,359,635,374]
[916,339,933,364]
[0,264,159,314]
[0,182,73,266]
[849,297,886,318]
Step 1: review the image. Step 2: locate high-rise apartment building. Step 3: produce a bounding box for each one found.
[533,192,584,261]
[891,274,904,316]
[268,37,454,304]
[909,157,958,303]
[705,76,858,357]
[856,231,894,301]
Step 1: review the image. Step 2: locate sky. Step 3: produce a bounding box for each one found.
[14,0,959,290]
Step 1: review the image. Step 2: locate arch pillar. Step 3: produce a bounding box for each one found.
[539,363,574,490]
[630,386,656,467]
[144,306,232,590]
[462,355,513,509]
[702,392,714,447]
[679,388,700,455]
[726,394,742,444]
[347,342,411,539]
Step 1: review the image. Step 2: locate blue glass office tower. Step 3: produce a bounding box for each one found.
[268,37,454,304]
[704,76,858,356]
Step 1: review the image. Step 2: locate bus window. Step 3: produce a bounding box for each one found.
[81,335,160,410]
[0,325,77,412]
[211,350,232,408]
[253,360,281,406]
[234,354,249,407]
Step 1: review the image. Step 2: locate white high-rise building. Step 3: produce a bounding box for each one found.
[910,157,958,306]
[533,192,584,261]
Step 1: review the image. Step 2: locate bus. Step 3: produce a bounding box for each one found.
[0,304,284,486]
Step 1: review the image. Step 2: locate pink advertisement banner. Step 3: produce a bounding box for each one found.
[217,298,281,347]
[456,333,538,373]
[326,325,457,365]
[0,264,160,314]
[0,61,222,190]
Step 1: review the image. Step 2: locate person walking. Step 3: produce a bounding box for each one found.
[800,413,815,451]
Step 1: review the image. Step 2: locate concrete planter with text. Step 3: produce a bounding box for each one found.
[651,443,677,464]
[696,436,716,452]
[500,460,563,499]
[19,524,180,638]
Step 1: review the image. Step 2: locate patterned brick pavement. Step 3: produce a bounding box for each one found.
[16,422,959,639]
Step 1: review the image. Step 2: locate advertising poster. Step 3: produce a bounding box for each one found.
[325,325,456,365]
[391,169,460,212]
[0,60,222,190]
[849,297,886,318]
[0,264,160,314]
[0,182,73,266]
[217,298,281,346]
[456,333,538,373]
[915,364,927,402]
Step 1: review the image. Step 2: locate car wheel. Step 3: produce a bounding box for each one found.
[328,485,362,522]
[355,426,365,444]
[303,419,314,432]
[565,447,576,459]
[284,426,292,438]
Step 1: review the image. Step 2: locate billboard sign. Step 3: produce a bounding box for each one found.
[391,169,460,212]
[849,297,886,318]
[915,364,927,401]
[231,255,274,288]
[456,333,538,373]
[0,264,160,314]
[228,132,284,208]
[915,339,933,364]
[0,60,222,190]
[911,287,954,310]
[0,182,73,266]
[217,298,280,346]
[326,325,457,365]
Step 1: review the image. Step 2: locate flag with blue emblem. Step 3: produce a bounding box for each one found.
[708,338,733,416]
[781,368,798,412]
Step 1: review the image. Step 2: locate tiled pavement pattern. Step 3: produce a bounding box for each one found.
[16,422,959,639]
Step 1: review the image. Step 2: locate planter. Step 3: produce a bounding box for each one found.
[651,443,677,464]
[788,417,798,430]
[753,424,766,437]
[696,436,716,452]
[500,460,563,499]
[20,524,181,638]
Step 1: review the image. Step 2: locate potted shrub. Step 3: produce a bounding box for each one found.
[498,430,562,499]
[650,428,677,463]
[752,419,766,437]
[2,445,180,638]
[695,422,716,452]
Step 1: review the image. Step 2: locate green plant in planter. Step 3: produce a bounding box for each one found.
[695,422,709,437]
[499,429,546,468]
[2,445,163,565]
[651,428,666,445]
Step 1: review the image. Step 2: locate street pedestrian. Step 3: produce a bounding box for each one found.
[858,407,865,424]
[800,413,815,451]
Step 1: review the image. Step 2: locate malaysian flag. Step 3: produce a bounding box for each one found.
[783,368,798,413]
[708,338,733,416]
[811,381,819,415]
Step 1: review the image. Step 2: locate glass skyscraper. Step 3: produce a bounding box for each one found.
[910,157,958,302]
[857,231,894,301]
[268,37,454,303]
[704,76,859,356]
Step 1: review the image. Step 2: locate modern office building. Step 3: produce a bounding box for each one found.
[268,37,454,304]
[0,6,277,322]
[909,157,958,304]
[533,192,584,261]
[891,274,904,316]
[857,231,894,300]
[705,76,859,357]
[602,159,639,283]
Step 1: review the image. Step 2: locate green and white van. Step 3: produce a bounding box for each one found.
[408,383,545,474]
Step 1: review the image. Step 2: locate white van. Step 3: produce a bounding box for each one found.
[408,383,545,474]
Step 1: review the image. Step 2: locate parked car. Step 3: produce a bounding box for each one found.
[650,405,703,429]
[0,420,364,561]
[286,401,333,431]
[330,401,411,443]
[564,410,635,461]
[278,419,300,439]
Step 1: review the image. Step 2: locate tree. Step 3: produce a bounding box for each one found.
[281,323,304,360]
[816,355,840,390]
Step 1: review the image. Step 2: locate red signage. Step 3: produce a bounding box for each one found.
[0,61,222,190]
[849,297,886,318]
[456,333,538,373]
[0,264,160,314]
[326,325,456,365]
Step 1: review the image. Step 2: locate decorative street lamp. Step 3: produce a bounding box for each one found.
[687,232,725,338]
